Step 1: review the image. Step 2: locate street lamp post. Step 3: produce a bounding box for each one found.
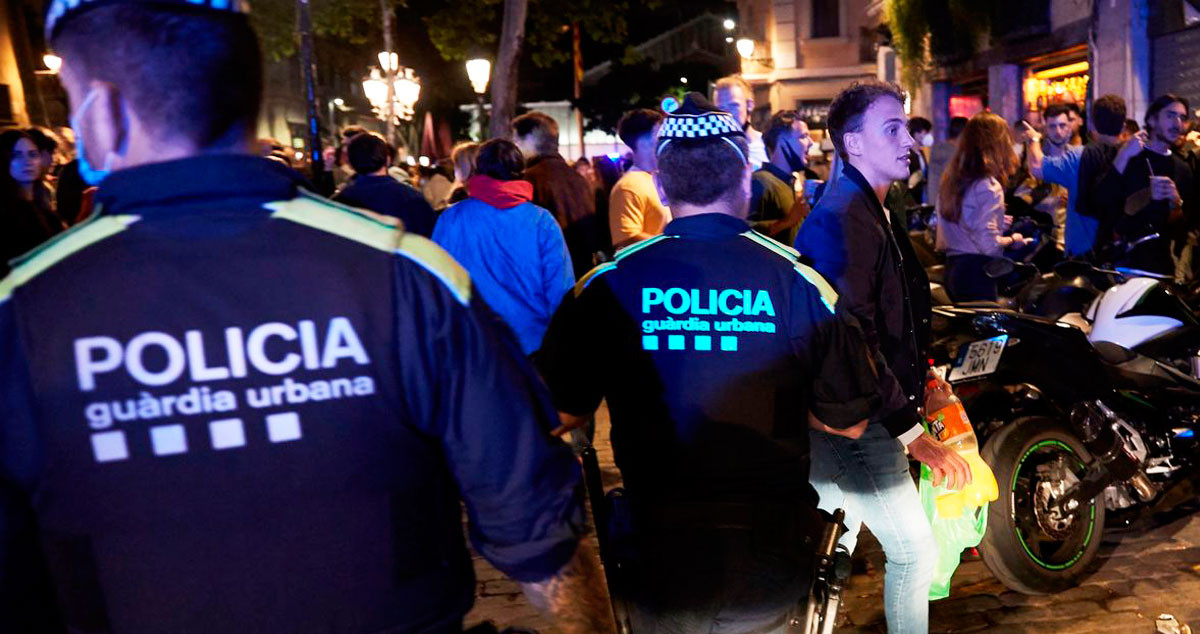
[466,58,491,140]
[380,0,396,143]
[735,38,755,60]
[363,61,421,155]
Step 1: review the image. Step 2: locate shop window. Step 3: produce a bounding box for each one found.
[812,0,839,39]
[859,27,877,62]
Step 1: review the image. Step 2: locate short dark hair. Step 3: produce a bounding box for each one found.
[1043,104,1071,121]
[475,138,525,181]
[657,135,749,207]
[1091,95,1127,136]
[512,112,559,155]
[827,80,907,159]
[346,132,390,174]
[1123,119,1140,135]
[617,109,663,150]
[763,110,800,155]
[907,116,932,135]
[1145,94,1190,131]
[52,4,262,150]
[24,127,57,154]
[948,116,969,140]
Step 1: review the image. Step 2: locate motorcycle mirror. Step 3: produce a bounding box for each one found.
[1054,260,1093,279]
[984,257,1015,279]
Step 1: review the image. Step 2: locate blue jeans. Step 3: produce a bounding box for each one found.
[809,424,935,634]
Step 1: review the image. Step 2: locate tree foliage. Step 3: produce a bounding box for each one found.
[884,0,994,90]
[423,0,642,67]
[251,0,392,61]
[577,56,727,135]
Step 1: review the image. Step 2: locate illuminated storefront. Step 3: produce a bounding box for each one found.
[1024,59,1089,116]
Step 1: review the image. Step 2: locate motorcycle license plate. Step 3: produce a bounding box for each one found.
[948,335,1008,382]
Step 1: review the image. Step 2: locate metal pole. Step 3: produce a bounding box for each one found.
[297,0,324,179]
[381,0,396,145]
[572,22,585,159]
[476,93,486,140]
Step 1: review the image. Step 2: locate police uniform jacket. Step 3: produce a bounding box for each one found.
[795,164,932,439]
[0,155,583,634]
[537,213,885,519]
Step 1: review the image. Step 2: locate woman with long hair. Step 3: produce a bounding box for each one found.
[935,113,1032,301]
[1,129,64,275]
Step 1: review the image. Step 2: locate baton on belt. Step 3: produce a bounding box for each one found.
[579,441,634,634]
[788,508,851,634]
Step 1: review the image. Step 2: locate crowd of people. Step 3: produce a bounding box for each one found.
[924,92,1200,301]
[2,0,1185,633]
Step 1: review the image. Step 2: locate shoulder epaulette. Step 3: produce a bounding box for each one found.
[613,233,674,262]
[268,192,471,306]
[0,213,140,303]
[573,262,617,297]
[740,230,837,313]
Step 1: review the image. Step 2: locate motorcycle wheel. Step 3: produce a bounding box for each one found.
[979,416,1105,595]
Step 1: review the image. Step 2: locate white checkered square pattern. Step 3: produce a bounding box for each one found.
[658,113,743,140]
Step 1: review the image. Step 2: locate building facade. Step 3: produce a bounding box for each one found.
[735,0,886,127]
[733,0,1173,145]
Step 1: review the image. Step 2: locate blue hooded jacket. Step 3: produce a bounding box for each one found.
[434,196,574,355]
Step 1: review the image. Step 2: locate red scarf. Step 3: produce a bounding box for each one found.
[466,174,533,209]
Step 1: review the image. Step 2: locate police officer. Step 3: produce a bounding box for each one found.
[536,94,888,633]
[0,1,612,632]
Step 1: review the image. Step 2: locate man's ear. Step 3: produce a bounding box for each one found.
[76,81,126,165]
[842,131,864,158]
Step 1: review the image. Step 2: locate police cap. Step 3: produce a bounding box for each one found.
[656,91,748,164]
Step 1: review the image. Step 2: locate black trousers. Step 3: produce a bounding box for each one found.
[945,254,998,302]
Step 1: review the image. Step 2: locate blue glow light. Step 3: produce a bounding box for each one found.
[606,152,621,161]
[1177,428,1195,438]
[661,97,680,114]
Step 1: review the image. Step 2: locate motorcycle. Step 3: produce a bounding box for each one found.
[929,261,1200,594]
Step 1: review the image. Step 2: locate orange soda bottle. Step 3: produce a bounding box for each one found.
[924,371,999,517]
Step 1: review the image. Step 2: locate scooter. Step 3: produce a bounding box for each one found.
[929,262,1200,594]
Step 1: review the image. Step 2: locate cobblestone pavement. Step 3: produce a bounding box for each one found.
[465,408,1200,633]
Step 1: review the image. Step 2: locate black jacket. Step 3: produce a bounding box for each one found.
[795,164,930,437]
[332,173,436,237]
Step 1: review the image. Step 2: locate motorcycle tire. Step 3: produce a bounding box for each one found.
[979,416,1105,595]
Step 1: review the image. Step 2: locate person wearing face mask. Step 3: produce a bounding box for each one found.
[0,129,64,275]
[537,92,886,633]
[748,110,813,246]
[795,81,971,634]
[0,1,618,632]
[713,75,768,170]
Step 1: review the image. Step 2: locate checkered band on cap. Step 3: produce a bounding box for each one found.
[47,0,249,39]
[657,112,744,141]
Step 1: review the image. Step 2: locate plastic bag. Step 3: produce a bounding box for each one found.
[919,463,989,600]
